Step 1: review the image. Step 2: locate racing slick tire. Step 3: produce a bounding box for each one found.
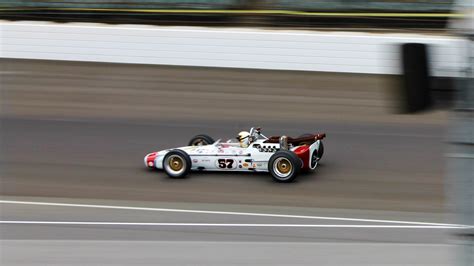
[163,149,192,179]
[188,134,215,146]
[268,151,301,183]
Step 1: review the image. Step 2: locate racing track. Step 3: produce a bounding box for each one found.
[1,117,444,212]
[0,59,452,265]
[0,59,446,212]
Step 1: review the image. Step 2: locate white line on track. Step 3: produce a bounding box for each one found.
[0,221,469,229]
[0,200,465,227]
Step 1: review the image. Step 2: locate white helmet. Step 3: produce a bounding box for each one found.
[237,131,250,148]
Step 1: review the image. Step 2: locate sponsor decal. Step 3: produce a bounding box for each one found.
[258,145,279,152]
[252,163,257,168]
[192,159,198,163]
[242,163,249,167]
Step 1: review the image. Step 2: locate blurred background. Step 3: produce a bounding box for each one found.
[0,1,472,265]
[0,0,463,28]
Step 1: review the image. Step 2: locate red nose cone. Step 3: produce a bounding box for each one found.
[146,152,158,168]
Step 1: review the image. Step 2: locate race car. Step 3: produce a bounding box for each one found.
[144,127,325,183]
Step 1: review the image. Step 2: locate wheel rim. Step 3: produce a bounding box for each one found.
[273,158,293,179]
[165,155,186,175]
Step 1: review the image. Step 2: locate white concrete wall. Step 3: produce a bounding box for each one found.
[0,21,465,76]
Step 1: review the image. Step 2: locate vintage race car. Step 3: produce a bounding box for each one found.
[144,127,325,182]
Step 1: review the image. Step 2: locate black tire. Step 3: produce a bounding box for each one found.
[162,149,192,178]
[268,150,301,183]
[317,141,324,161]
[188,134,215,146]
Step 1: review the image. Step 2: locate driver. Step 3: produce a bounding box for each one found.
[236,131,251,148]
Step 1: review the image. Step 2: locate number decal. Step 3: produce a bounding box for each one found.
[218,159,234,169]
[218,159,226,168]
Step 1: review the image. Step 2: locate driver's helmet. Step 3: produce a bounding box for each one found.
[236,131,251,148]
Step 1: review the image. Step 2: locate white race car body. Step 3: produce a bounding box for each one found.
[145,138,322,172]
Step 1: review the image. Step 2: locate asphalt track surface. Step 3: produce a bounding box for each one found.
[1,240,456,266]
[0,198,458,265]
[0,59,453,265]
[0,59,447,212]
[1,117,445,212]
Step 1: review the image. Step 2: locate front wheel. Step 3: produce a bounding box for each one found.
[268,151,301,183]
[163,149,192,178]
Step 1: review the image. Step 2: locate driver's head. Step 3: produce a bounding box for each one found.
[237,131,250,148]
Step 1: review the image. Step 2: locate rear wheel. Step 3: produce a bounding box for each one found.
[268,151,301,183]
[188,134,215,146]
[163,149,191,178]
